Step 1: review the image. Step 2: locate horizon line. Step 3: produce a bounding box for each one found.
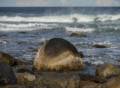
[0,6,120,8]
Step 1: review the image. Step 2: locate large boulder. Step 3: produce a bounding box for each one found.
[33,38,84,71]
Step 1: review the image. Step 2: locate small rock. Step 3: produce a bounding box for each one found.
[92,44,109,48]
[70,33,87,37]
[78,51,84,58]
[96,64,120,81]
[0,52,15,66]
[33,38,84,71]
[14,59,31,66]
[0,52,28,66]
[79,81,101,88]
[15,65,33,73]
[16,72,36,84]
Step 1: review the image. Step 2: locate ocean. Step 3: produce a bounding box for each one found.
[0,7,120,65]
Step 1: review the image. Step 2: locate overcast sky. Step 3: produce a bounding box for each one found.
[0,0,120,7]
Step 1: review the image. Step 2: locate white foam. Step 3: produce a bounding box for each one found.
[0,14,94,23]
[95,14,120,22]
[0,14,120,23]
[93,41,111,46]
[0,23,39,28]
[65,27,95,33]
[0,23,55,32]
[92,60,104,65]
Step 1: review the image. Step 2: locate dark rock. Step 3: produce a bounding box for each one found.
[92,44,109,48]
[70,33,87,37]
[0,52,15,66]
[33,38,84,71]
[0,52,29,66]
[0,65,102,88]
[14,59,31,66]
[78,51,84,58]
[18,31,27,34]
[0,63,17,85]
[15,65,33,73]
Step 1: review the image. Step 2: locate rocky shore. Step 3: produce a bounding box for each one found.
[0,38,120,88]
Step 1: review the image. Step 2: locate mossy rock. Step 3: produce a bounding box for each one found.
[0,52,15,66]
[96,64,120,81]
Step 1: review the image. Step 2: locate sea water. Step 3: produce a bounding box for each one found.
[0,7,120,65]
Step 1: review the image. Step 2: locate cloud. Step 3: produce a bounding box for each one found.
[16,0,49,6]
[96,0,119,6]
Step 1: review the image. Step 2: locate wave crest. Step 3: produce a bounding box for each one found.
[0,14,120,23]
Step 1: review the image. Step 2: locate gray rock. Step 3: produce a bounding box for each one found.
[0,63,17,85]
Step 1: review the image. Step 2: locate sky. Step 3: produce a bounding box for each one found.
[0,0,120,7]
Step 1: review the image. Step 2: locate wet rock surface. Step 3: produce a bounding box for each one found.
[0,62,120,88]
[0,38,120,88]
[0,63,17,85]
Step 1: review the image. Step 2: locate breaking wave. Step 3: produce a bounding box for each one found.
[65,27,95,33]
[0,14,120,23]
[0,13,120,32]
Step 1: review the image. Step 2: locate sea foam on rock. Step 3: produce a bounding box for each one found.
[33,38,84,71]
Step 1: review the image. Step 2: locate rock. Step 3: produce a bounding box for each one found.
[79,81,101,88]
[34,71,81,88]
[96,64,120,81]
[78,51,84,58]
[14,59,31,66]
[0,52,15,66]
[16,72,36,84]
[92,44,109,48]
[15,65,33,73]
[103,76,120,88]
[70,33,87,37]
[33,38,84,71]
[0,52,28,66]
[0,63,17,85]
